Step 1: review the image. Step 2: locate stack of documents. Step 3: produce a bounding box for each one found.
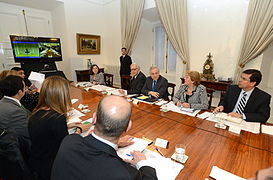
[205,113,260,134]
[90,85,115,92]
[161,102,200,117]
[215,113,242,124]
[143,149,184,180]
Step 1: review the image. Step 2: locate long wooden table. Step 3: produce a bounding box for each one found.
[71,86,273,179]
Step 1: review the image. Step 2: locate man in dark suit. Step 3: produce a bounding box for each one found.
[51,95,157,180]
[120,47,132,90]
[0,75,30,138]
[119,63,146,95]
[214,69,271,123]
[141,66,168,100]
[0,75,31,179]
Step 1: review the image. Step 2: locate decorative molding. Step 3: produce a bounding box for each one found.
[86,0,114,5]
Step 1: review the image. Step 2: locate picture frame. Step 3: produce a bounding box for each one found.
[77,33,101,54]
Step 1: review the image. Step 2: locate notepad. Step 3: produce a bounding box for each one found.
[117,138,149,160]
[136,95,149,100]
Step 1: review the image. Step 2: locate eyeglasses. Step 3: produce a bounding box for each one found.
[131,68,138,71]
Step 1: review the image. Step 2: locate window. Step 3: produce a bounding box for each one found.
[154,25,177,73]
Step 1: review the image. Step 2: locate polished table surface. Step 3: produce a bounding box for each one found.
[70,86,273,179]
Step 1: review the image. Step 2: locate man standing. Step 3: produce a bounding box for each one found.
[120,47,132,90]
[119,63,146,95]
[214,69,271,123]
[141,66,168,100]
[51,95,157,180]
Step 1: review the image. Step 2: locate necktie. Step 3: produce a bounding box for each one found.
[152,80,156,92]
[236,92,247,115]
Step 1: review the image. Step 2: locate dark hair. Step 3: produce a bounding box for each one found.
[90,64,100,75]
[242,69,262,86]
[11,67,24,72]
[0,75,24,97]
[95,97,132,138]
[121,47,127,51]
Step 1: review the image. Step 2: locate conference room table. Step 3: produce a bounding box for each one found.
[70,85,273,179]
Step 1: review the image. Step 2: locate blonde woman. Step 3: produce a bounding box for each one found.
[28,76,90,180]
[173,71,209,110]
[0,70,17,80]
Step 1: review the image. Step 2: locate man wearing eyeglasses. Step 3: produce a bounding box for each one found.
[119,63,146,95]
[214,69,271,123]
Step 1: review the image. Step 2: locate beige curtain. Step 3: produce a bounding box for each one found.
[234,0,273,83]
[120,0,145,55]
[155,0,190,75]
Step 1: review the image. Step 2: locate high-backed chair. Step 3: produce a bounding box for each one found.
[104,73,113,87]
[206,88,215,109]
[167,83,176,101]
[121,75,132,90]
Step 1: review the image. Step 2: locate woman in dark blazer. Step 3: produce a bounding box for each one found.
[28,76,91,180]
[90,64,105,85]
[173,71,209,110]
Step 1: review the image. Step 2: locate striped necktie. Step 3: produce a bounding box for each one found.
[236,92,247,115]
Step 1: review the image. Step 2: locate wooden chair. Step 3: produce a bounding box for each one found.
[75,70,90,82]
[121,75,132,90]
[206,88,215,110]
[167,83,176,101]
[104,73,113,87]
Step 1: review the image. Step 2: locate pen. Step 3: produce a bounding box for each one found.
[155,147,164,157]
[126,153,132,157]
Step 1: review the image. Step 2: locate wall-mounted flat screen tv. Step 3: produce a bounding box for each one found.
[10,35,62,62]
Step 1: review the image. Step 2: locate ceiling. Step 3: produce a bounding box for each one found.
[0,0,64,11]
[143,7,160,23]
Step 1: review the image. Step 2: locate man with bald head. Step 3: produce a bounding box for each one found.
[119,63,146,95]
[51,96,157,180]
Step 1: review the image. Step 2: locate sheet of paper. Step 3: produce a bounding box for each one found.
[155,100,168,106]
[197,112,213,119]
[71,99,79,104]
[67,109,85,124]
[261,125,273,135]
[28,71,45,89]
[137,95,149,100]
[162,102,200,117]
[109,89,124,96]
[117,138,149,160]
[76,82,92,87]
[90,85,115,92]
[143,149,184,180]
[209,166,245,180]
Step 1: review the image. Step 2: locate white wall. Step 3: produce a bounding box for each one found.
[131,19,153,77]
[188,0,250,80]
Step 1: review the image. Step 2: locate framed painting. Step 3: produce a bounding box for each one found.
[77,33,101,54]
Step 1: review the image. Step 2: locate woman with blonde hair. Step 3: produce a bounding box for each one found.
[28,76,89,180]
[0,70,17,80]
[173,71,209,110]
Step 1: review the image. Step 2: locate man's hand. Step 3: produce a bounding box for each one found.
[123,150,146,166]
[118,89,125,94]
[182,103,190,108]
[117,135,134,147]
[148,91,159,98]
[79,123,92,132]
[92,81,97,85]
[214,106,224,113]
[228,112,242,119]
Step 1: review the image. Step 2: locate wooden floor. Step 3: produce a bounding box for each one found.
[71,86,273,179]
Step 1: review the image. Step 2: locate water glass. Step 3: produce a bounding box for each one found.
[175,144,186,162]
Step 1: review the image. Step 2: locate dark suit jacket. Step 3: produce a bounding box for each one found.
[127,71,146,94]
[120,54,132,76]
[219,85,271,123]
[141,75,168,100]
[51,134,158,180]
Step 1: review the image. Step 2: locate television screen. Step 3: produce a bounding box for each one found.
[10,35,62,62]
